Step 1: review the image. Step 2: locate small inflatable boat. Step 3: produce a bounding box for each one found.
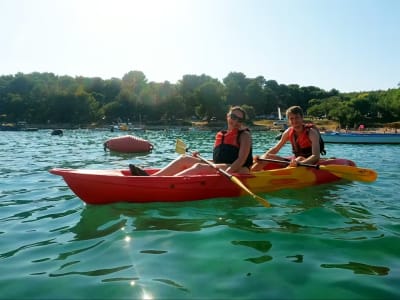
[103,135,153,153]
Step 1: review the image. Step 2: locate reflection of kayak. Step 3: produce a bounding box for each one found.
[103,135,153,153]
[50,158,359,205]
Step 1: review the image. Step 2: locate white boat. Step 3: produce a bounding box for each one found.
[273,107,288,127]
[321,132,400,144]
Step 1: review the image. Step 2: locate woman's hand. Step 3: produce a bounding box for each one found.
[253,155,260,164]
[289,156,305,167]
[289,158,298,167]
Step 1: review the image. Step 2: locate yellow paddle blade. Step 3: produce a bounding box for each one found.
[319,165,377,182]
[175,139,187,155]
[230,175,270,207]
[256,157,378,183]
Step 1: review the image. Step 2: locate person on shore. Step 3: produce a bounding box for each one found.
[129,106,253,176]
[251,105,324,171]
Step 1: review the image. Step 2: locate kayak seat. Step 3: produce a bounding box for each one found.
[129,164,149,176]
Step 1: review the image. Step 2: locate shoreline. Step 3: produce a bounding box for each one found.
[1,120,398,133]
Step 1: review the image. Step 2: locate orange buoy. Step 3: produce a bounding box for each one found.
[104,135,153,153]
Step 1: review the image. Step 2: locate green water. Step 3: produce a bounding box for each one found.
[1,129,399,299]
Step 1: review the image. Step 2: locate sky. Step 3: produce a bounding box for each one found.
[1,0,399,92]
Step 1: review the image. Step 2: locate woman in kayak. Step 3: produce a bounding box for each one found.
[129,106,253,176]
[251,105,323,171]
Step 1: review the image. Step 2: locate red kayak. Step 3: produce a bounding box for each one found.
[49,158,376,205]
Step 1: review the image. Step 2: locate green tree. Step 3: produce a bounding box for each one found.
[0,70,398,127]
[263,80,280,115]
[102,78,121,104]
[242,104,256,122]
[177,74,216,118]
[377,89,400,121]
[245,76,266,112]
[121,70,147,96]
[195,81,225,120]
[223,72,249,106]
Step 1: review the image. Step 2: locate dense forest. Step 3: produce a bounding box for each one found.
[0,71,399,128]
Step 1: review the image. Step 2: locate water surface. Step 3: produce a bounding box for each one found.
[1,129,399,299]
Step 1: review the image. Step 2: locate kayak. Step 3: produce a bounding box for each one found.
[49,158,363,205]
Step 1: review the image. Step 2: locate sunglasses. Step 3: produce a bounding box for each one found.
[229,113,244,122]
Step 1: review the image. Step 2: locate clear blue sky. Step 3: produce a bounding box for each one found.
[1,0,399,92]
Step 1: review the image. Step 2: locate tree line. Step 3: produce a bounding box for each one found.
[0,71,399,128]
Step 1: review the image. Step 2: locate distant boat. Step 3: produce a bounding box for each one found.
[273,107,288,127]
[273,119,288,127]
[132,126,145,131]
[0,121,38,131]
[0,123,19,131]
[321,132,400,144]
[114,123,130,131]
[110,122,145,132]
[24,127,39,131]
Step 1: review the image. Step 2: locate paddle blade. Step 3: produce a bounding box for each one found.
[229,176,271,207]
[320,165,377,182]
[175,139,188,155]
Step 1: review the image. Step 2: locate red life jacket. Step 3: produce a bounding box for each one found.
[213,128,253,168]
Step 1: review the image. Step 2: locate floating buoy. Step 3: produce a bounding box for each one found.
[51,129,63,136]
[104,135,153,153]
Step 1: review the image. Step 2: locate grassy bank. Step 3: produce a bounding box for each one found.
[253,119,339,131]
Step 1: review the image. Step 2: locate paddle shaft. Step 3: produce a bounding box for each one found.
[195,154,270,207]
[196,155,235,179]
[175,139,270,207]
[257,158,320,169]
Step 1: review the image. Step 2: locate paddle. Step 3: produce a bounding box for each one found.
[257,158,377,183]
[175,139,270,207]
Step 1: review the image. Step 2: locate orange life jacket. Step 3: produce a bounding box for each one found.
[288,124,326,157]
[213,128,253,168]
